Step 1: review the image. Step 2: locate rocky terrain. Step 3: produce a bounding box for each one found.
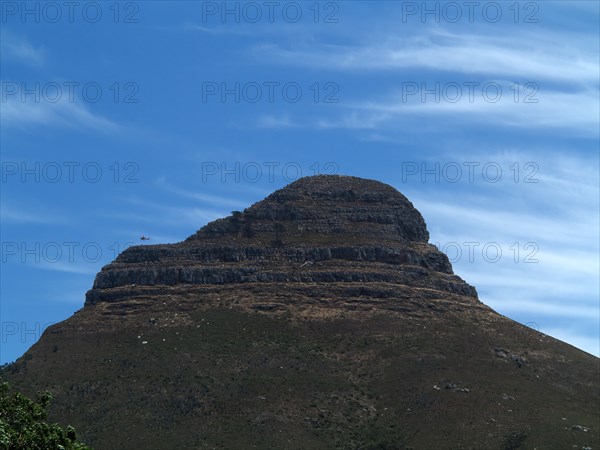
[2,175,598,450]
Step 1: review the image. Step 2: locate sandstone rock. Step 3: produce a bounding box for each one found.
[85,175,476,306]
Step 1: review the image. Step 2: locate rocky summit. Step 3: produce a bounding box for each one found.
[2,175,598,450]
[86,175,474,305]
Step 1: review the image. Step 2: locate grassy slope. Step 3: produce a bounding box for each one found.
[3,283,598,450]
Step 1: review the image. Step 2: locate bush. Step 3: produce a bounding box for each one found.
[0,381,91,449]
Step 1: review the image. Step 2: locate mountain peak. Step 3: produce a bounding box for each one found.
[85,175,472,306]
[189,174,429,244]
[5,175,598,450]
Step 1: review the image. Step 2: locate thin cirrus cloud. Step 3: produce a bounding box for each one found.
[1,94,119,131]
[251,28,598,83]
[0,204,70,225]
[0,32,45,66]
[115,196,226,227]
[0,34,119,132]
[355,87,598,134]
[255,114,300,129]
[408,150,599,231]
[177,23,257,35]
[413,197,597,246]
[30,260,97,275]
[254,112,391,131]
[395,150,599,356]
[156,177,250,210]
[248,26,597,133]
[252,88,597,134]
[458,248,599,300]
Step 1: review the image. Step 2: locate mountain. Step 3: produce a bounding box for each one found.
[2,175,598,450]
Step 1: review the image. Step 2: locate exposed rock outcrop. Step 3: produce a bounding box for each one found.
[85,175,477,305]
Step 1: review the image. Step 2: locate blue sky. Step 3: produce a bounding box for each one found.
[1,1,598,363]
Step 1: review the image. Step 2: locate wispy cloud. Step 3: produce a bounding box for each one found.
[31,260,97,275]
[99,196,226,228]
[0,205,69,225]
[156,177,249,209]
[248,25,598,134]
[360,86,597,133]
[156,22,253,35]
[253,92,597,134]
[315,112,390,130]
[247,86,598,134]
[415,197,598,247]
[179,23,252,35]
[255,114,300,129]
[394,149,599,356]
[0,32,45,66]
[1,95,119,131]
[165,20,330,38]
[252,28,598,84]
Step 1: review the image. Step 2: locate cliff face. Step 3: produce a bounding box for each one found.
[86,175,476,304]
[2,175,598,450]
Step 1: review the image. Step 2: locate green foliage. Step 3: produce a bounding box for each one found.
[0,381,91,450]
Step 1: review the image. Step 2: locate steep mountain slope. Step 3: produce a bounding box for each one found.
[2,175,598,450]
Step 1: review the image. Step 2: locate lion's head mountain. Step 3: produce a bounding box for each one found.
[2,175,598,450]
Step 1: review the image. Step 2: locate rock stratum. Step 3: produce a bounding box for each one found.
[86,175,475,305]
[2,175,598,450]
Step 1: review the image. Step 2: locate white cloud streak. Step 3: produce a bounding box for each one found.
[357,86,599,134]
[1,95,119,131]
[31,261,97,275]
[0,205,69,225]
[156,177,250,209]
[396,150,599,355]
[250,26,598,134]
[0,32,45,66]
[252,28,598,84]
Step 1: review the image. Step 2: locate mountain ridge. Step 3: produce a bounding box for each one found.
[2,175,598,450]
